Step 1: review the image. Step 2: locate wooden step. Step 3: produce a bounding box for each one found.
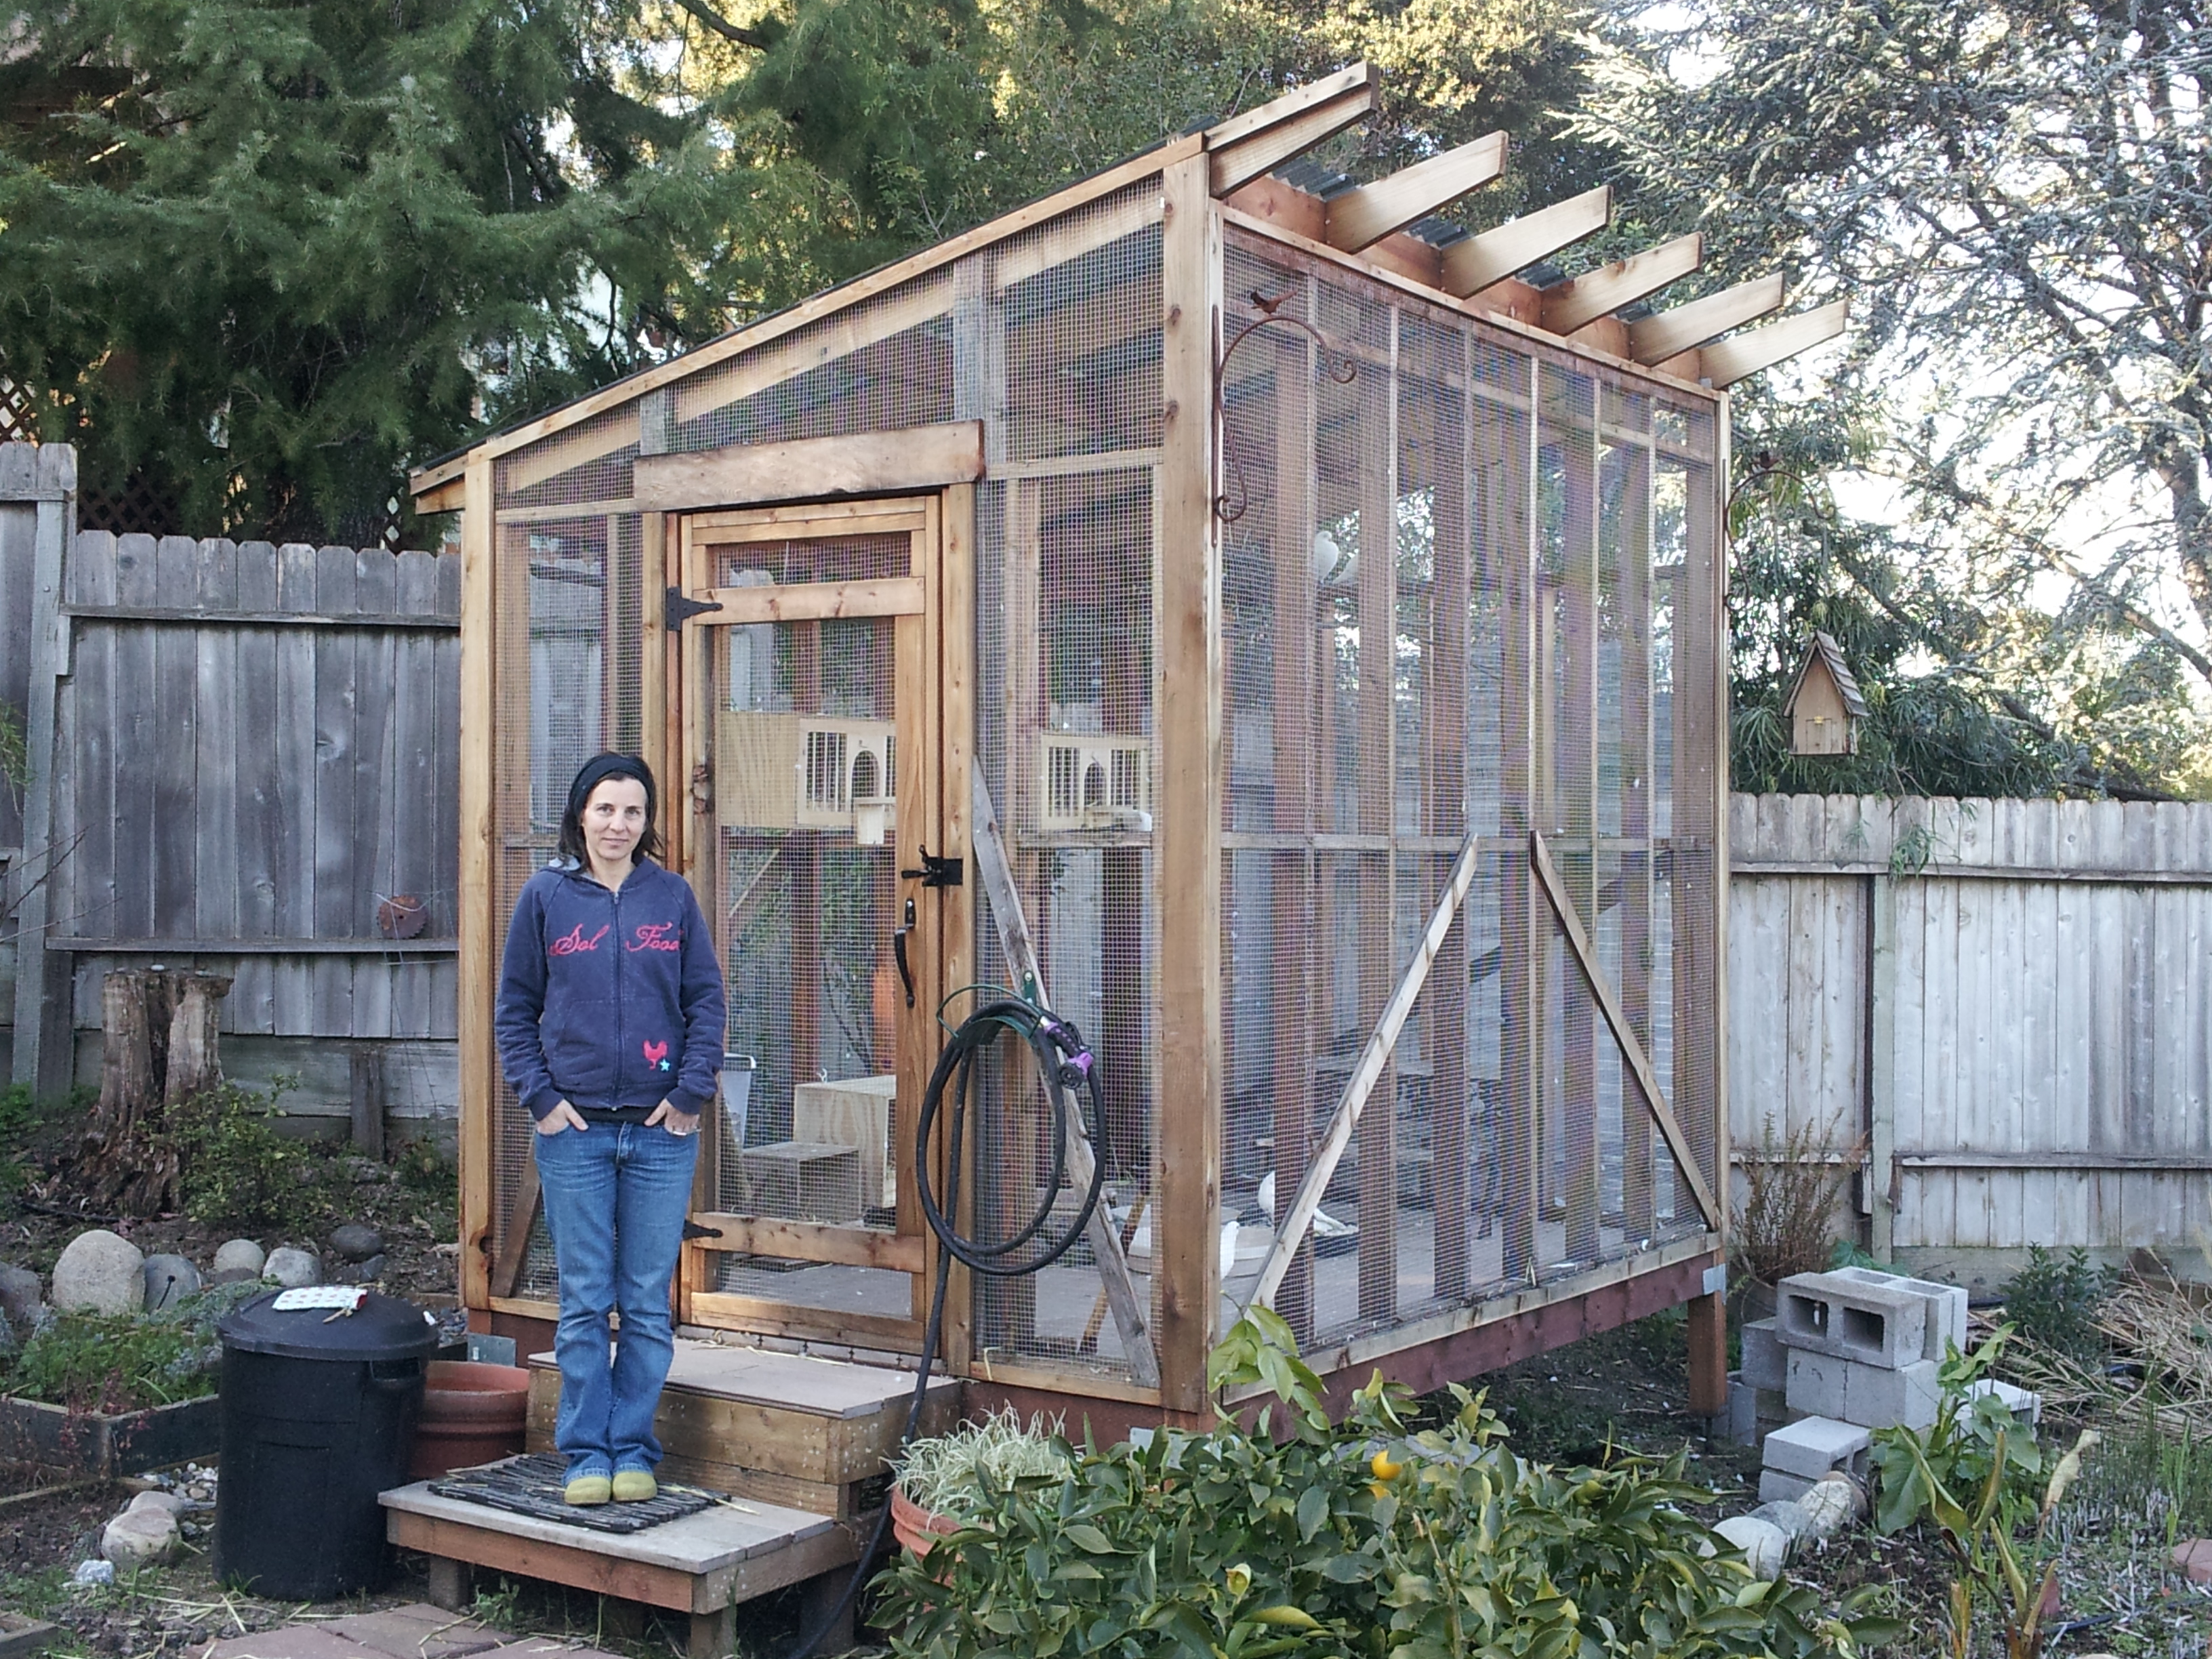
[526,1340,961,1518]
[380,1462,855,1658]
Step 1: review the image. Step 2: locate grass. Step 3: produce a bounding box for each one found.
[893,1408,1071,1519]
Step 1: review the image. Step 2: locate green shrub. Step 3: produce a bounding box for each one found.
[898,1410,1072,1521]
[171,1082,327,1232]
[1999,1245,2111,1363]
[875,1309,1896,1658]
[1,1282,260,1412]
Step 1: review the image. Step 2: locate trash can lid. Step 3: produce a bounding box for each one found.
[219,1287,442,1362]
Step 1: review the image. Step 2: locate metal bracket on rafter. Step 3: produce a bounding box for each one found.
[664,588,724,630]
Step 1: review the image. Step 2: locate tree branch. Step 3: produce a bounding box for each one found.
[672,0,771,52]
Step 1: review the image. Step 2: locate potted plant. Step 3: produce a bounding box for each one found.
[890,1409,1070,1564]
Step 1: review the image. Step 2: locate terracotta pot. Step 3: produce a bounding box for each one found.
[890,1483,963,1575]
[408,1361,530,1479]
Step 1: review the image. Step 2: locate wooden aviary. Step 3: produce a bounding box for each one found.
[417,62,1851,1443]
[1784,630,1868,757]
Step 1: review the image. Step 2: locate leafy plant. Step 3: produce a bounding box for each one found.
[896,1409,1071,1521]
[1,1282,259,1412]
[1869,1330,2098,1659]
[169,1082,327,1232]
[1998,1246,2111,1365]
[876,1308,1894,1658]
[1736,1113,1864,1288]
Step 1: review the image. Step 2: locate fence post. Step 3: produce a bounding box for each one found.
[11,444,75,1099]
[1866,872,1896,1262]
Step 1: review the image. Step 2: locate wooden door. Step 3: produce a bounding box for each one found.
[669,497,954,1351]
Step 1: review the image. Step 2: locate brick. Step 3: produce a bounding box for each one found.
[204,1632,388,1659]
[1826,1266,1969,1361]
[1762,1415,1872,1480]
[1846,1358,1943,1431]
[1786,1348,1849,1419]
[477,1645,625,1659]
[1759,1468,1815,1504]
[1741,1318,1786,1393]
[324,1609,503,1659]
[1717,1378,1758,1446]
[1961,1378,2042,1429]
[1776,1271,1927,1368]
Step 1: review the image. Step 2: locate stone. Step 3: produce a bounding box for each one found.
[1751,1498,1813,1541]
[125,1490,189,1517]
[2171,1538,2212,1584]
[323,1605,503,1659]
[1741,1317,1786,1392]
[1797,1475,1858,1538]
[69,1561,114,1588]
[1760,1467,1816,1504]
[205,1267,261,1286]
[1713,1513,1790,1579]
[264,1246,321,1288]
[1716,1377,1757,1446]
[100,1504,180,1568]
[0,1263,41,1322]
[329,1224,384,1263]
[332,1252,387,1285]
[52,1229,146,1316]
[0,1610,62,1659]
[1847,1357,1943,1431]
[142,1254,203,1313]
[1776,1270,1929,1368]
[211,1239,266,1275]
[1762,1415,1872,1480]
[1961,1377,2043,1429]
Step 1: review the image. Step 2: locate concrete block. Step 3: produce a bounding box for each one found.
[1847,1357,1943,1431]
[1826,1265,1969,1361]
[1762,1415,1872,1480]
[1741,1317,1786,1392]
[1777,1270,1927,1368]
[1760,1467,1816,1504]
[1961,1378,2042,1429]
[1716,1377,1758,1446]
[1786,1347,1849,1420]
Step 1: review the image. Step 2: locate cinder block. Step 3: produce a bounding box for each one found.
[1759,1467,1816,1504]
[1777,1271,1927,1368]
[1762,1414,1872,1480]
[1741,1317,1786,1393]
[1716,1376,1759,1446]
[1826,1265,1969,1361]
[1846,1357,1943,1431]
[1961,1378,2042,1429]
[1786,1347,1849,1420]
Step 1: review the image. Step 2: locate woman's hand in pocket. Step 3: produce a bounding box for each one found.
[645,1099,699,1137]
[536,1101,588,1135]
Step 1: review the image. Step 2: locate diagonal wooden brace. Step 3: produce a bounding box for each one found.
[968,769,1161,1388]
[1528,832,1723,1230]
[1250,830,1484,1312]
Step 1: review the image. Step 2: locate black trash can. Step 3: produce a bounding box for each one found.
[214,1288,438,1598]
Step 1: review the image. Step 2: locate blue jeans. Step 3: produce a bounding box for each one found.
[531,1120,699,1479]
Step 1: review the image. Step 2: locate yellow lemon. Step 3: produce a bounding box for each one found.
[1370,1448,1404,1481]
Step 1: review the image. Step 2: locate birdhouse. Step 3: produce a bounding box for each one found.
[1784,630,1869,756]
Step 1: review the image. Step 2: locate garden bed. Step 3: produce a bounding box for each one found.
[0,1390,220,1479]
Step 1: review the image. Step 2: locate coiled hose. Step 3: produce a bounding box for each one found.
[787,991,1111,1657]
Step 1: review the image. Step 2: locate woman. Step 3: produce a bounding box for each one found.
[494,753,725,1506]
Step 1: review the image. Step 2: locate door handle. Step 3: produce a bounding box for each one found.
[892,898,917,1009]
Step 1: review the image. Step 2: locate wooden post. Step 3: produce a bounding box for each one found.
[1498,355,1539,1284]
[1868,872,1896,1261]
[1686,1286,1727,1417]
[11,444,76,1100]
[1155,152,1223,1414]
[457,452,497,1313]
[350,1045,386,1159]
[1355,308,1397,1328]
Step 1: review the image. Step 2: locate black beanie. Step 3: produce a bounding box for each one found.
[565,752,657,830]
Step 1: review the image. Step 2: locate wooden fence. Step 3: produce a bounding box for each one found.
[1730,792,2212,1282]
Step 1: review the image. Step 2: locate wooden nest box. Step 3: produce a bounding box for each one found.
[415,62,1849,1434]
[1784,630,1869,757]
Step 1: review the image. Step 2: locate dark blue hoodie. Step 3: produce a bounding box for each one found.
[494,859,726,1122]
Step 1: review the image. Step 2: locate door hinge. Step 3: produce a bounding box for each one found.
[901,848,964,888]
[665,588,724,630]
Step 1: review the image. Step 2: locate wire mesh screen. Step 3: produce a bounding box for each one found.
[1219,228,1722,1351]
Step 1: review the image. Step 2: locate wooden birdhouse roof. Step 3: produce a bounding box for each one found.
[1784,630,1871,720]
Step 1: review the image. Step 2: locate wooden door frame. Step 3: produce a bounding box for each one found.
[660,493,969,1355]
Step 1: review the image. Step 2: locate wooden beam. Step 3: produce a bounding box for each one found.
[1206,64,1380,197]
[695,576,926,625]
[1324,131,1507,253]
[414,475,466,514]
[632,422,983,512]
[1694,298,1849,388]
[690,1213,927,1273]
[1626,274,1784,365]
[1538,233,1703,336]
[1250,830,1483,1311]
[457,452,497,1313]
[1528,831,1723,1229]
[1441,186,1611,297]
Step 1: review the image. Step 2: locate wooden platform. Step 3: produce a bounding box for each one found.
[525,1340,962,1518]
[382,1463,857,1658]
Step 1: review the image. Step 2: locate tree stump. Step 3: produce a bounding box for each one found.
[77,969,232,1216]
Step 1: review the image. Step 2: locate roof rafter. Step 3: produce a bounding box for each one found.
[1626,274,1784,365]
[1324,131,1507,253]
[1206,64,1379,197]
[1539,233,1703,335]
[1441,185,1611,298]
[1679,298,1849,388]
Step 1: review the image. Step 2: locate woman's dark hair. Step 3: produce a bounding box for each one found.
[558,753,663,867]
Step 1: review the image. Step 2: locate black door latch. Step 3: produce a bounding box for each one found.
[664,588,725,630]
[901,848,964,888]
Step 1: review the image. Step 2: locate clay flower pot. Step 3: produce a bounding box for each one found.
[409,1361,531,1478]
[890,1483,964,1578]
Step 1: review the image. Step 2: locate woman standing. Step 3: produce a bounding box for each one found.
[494,754,725,1506]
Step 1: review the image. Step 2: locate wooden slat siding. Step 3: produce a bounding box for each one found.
[150,535,199,944]
[108,535,161,942]
[194,542,243,947]
[308,546,358,1033]
[391,551,441,1039]
[67,535,117,942]
[0,498,35,852]
[1729,794,2212,1269]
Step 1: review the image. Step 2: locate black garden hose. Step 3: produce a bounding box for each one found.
[787,993,1112,1658]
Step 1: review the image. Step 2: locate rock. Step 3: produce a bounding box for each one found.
[142,1254,203,1313]
[329,1224,384,1263]
[211,1239,266,1275]
[71,1559,115,1587]
[1751,1499,1814,1541]
[332,1252,387,1285]
[0,1306,14,1357]
[100,1505,180,1568]
[264,1247,320,1288]
[205,1267,261,1287]
[52,1229,146,1316]
[1806,1472,1866,1529]
[0,1261,42,1322]
[126,1490,190,1517]
[1713,1514,1790,1580]
[2171,1538,2212,1584]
